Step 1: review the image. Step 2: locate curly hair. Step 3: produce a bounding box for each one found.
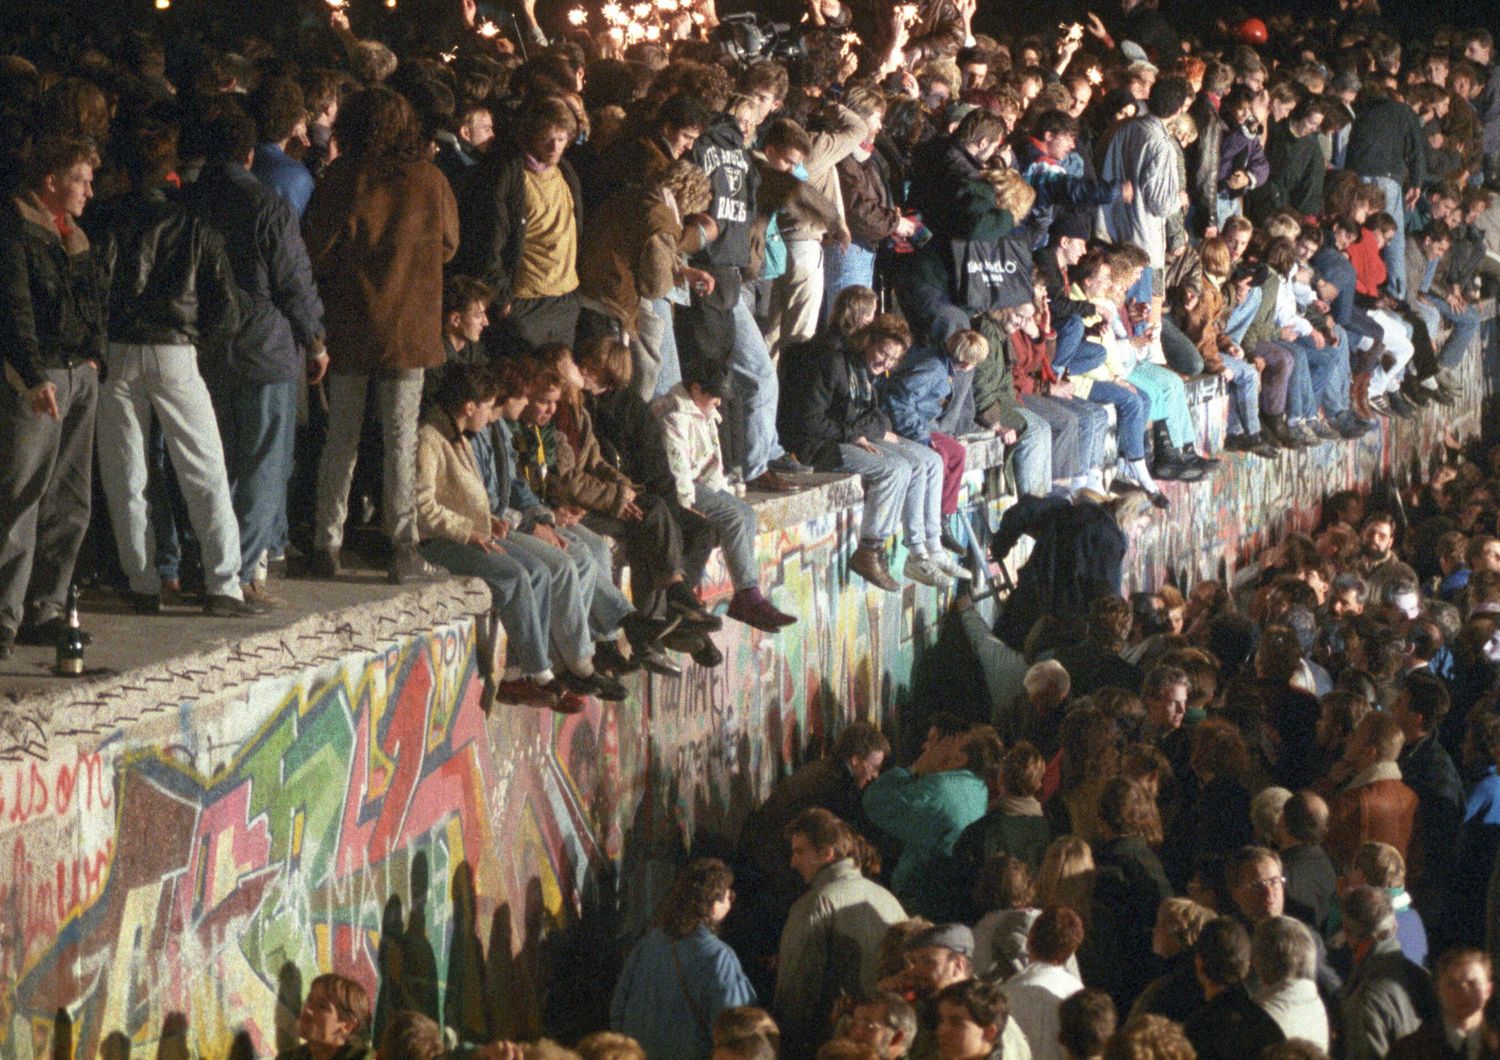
[656,858,734,939]
[1097,776,1163,846]
[654,158,711,215]
[984,166,1037,222]
[334,86,426,165]
[1103,1014,1196,1060]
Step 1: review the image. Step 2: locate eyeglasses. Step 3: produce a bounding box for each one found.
[1242,875,1286,892]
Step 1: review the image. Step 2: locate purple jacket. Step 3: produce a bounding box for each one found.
[1217,123,1271,199]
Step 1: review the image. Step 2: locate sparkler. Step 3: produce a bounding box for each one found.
[568,8,588,25]
[155,0,171,9]
[1060,22,1083,43]
[895,3,919,29]
[478,17,501,36]
[325,0,348,8]
[1085,66,1103,85]
[440,48,458,62]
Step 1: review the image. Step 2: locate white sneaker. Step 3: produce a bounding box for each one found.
[931,553,972,581]
[903,555,949,587]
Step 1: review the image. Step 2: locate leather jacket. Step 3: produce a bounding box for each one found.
[97,184,240,347]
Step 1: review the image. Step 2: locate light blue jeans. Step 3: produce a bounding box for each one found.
[420,536,553,675]
[727,289,787,480]
[1299,329,1350,416]
[823,242,877,322]
[836,436,943,547]
[97,343,243,598]
[496,531,596,668]
[1010,406,1054,497]
[1127,362,1196,448]
[557,522,635,638]
[1416,296,1482,370]
[694,482,759,590]
[1222,354,1262,436]
[640,297,681,400]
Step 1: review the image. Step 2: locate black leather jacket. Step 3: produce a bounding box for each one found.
[97,185,240,347]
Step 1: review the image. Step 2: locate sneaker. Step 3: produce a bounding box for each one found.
[689,635,724,669]
[495,677,560,710]
[16,617,92,646]
[929,552,972,581]
[307,548,341,579]
[726,588,797,632]
[635,643,683,677]
[1291,422,1322,446]
[850,545,901,591]
[1367,394,1392,417]
[768,454,813,474]
[903,555,949,587]
[241,581,285,608]
[1310,419,1340,440]
[666,582,723,631]
[204,593,270,617]
[389,545,444,585]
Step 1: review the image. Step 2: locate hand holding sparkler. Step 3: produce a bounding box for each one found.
[477,17,501,37]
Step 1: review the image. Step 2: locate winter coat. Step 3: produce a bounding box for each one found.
[837,149,903,247]
[1325,767,1419,870]
[181,161,324,383]
[1099,114,1181,270]
[863,766,989,918]
[303,156,458,372]
[992,495,1127,651]
[883,346,961,445]
[772,858,906,1057]
[1340,937,1439,1060]
[653,383,730,506]
[611,925,756,1060]
[1267,123,1326,219]
[97,184,241,348]
[1186,93,1223,232]
[415,407,491,544]
[577,184,688,335]
[778,104,865,243]
[778,342,892,470]
[0,192,105,389]
[1346,94,1427,187]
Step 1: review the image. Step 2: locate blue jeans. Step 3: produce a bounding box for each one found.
[641,297,681,399]
[1416,296,1482,370]
[694,482,759,590]
[823,242,877,322]
[1019,394,1081,480]
[1086,380,1150,460]
[1286,344,1315,420]
[557,522,635,639]
[727,289,786,480]
[1361,176,1407,300]
[210,378,297,585]
[496,531,595,667]
[1299,330,1350,416]
[1010,406,1053,497]
[1222,355,1262,435]
[420,536,551,675]
[836,436,942,547]
[1128,362,1196,447]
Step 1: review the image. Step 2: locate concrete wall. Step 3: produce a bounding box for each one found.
[2,319,1494,1058]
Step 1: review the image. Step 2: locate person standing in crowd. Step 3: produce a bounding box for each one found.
[183,102,326,610]
[611,858,755,1060]
[0,136,102,656]
[304,86,458,585]
[95,122,257,617]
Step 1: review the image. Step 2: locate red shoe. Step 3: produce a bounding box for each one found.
[495,677,560,710]
[726,589,797,632]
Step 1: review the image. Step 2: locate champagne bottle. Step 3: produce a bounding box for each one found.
[56,584,84,677]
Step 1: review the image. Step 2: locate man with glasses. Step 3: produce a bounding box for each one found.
[1226,846,1343,1002]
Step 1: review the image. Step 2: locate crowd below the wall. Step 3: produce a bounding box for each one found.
[9,0,1500,1053]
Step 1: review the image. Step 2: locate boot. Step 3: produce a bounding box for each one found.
[1263,414,1299,449]
[1350,370,1374,420]
[850,544,901,591]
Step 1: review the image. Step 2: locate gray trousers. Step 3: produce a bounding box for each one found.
[315,369,423,551]
[0,364,97,631]
[97,343,243,598]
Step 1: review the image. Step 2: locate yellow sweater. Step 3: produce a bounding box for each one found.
[513,165,578,300]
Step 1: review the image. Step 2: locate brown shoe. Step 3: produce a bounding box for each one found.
[745,470,801,493]
[850,545,901,591]
[241,581,285,608]
[1351,370,1373,420]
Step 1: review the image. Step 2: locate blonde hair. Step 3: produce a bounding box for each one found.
[1264,211,1303,241]
[1035,836,1096,920]
[916,57,961,98]
[656,158,712,215]
[1155,898,1216,951]
[946,329,991,367]
[985,166,1037,222]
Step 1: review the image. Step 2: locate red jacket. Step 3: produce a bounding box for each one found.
[1007,328,1058,397]
[1347,230,1388,300]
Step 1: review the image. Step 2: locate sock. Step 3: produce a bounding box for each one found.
[1069,475,1088,492]
[1086,468,1105,492]
[529,668,556,684]
[504,666,522,681]
[568,657,595,679]
[1128,458,1158,492]
[927,538,945,557]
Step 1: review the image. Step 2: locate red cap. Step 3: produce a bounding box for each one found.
[1236,17,1268,45]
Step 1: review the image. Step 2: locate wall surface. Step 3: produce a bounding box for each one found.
[2,320,1494,1058]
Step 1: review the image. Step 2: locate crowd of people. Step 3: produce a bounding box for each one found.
[5,0,1500,710]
